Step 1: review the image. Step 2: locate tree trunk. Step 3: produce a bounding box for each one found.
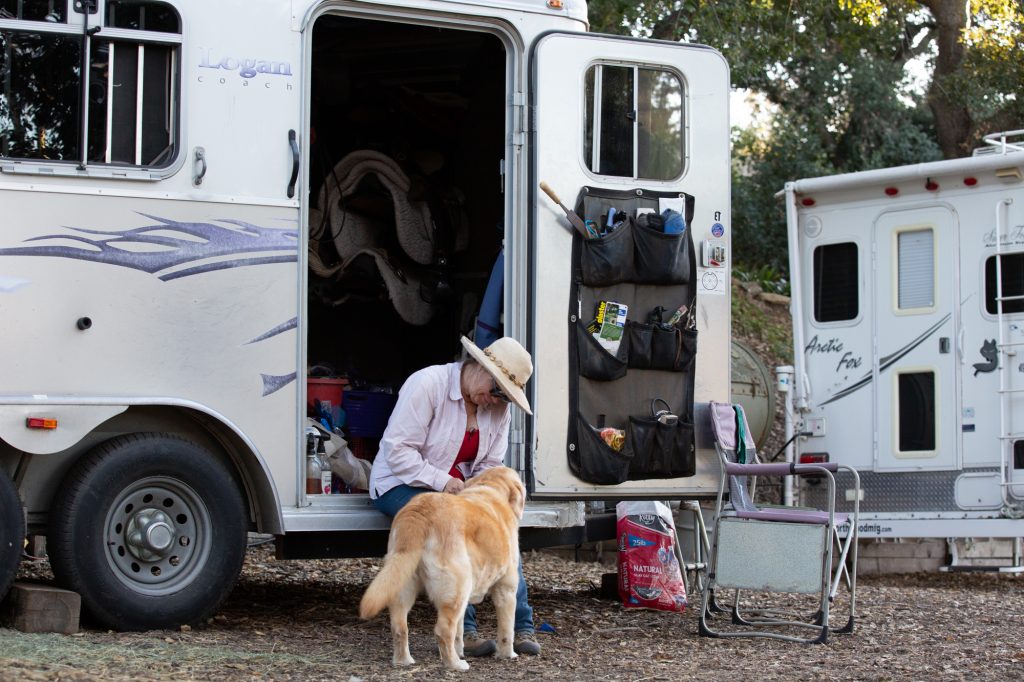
[919,0,974,158]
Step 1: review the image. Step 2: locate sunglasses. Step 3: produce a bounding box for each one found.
[490,379,512,403]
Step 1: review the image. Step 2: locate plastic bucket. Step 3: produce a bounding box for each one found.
[307,378,346,412]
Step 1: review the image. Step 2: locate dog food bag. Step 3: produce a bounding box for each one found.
[615,501,687,612]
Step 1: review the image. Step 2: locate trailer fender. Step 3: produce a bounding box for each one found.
[0,404,128,454]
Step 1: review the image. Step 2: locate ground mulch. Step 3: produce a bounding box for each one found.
[2,543,1022,681]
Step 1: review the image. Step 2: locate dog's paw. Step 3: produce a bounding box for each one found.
[393,655,416,667]
[445,658,470,672]
[495,649,518,660]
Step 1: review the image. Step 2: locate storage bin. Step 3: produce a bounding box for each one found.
[345,390,398,438]
[307,377,346,412]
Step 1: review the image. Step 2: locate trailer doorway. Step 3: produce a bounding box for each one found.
[303,14,510,489]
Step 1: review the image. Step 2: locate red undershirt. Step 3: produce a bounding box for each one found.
[448,429,480,481]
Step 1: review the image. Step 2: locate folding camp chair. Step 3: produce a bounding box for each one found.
[698,402,859,644]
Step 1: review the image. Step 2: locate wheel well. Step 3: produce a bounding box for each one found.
[10,406,283,535]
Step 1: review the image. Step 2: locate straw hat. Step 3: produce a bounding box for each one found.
[460,336,533,415]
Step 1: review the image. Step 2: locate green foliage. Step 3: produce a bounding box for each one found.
[588,0,1024,272]
[731,282,794,362]
[733,263,790,296]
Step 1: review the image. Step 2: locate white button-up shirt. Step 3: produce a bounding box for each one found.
[369,361,511,498]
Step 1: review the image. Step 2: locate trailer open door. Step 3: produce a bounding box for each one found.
[527,32,731,497]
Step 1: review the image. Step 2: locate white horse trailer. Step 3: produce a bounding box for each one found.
[784,132,1024,557]
[0,0,731,628]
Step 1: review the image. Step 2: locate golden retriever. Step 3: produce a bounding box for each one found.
[359,466,526,671]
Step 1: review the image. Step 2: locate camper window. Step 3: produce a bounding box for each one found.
[897,228,935,310]
[812,242,859,323]
[583,64,684,181]
[0,1,179,168]
[896,370,936,453]
[984,252,1024,315]
[0,1,66,22]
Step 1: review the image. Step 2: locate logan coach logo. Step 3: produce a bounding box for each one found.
[199,48,293,79]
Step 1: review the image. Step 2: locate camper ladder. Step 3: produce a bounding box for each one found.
[993,197,1024,516]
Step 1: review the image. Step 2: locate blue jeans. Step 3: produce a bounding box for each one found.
[373,483,535,634]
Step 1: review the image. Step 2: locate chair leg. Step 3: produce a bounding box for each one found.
[707,588,729,613]
[697,612,721,638]
[834,614,855,634]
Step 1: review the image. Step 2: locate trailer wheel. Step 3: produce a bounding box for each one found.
[49,433,247,631]
[0,468,25,602]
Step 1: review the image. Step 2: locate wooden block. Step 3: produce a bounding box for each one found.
[26,535,46,559]
[600,572,619,600]
[1,582,80,634]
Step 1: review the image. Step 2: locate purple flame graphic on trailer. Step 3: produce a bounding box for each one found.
[0,215,300,395]
[0,214,297,280]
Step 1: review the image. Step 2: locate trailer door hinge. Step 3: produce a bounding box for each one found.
[511,92,526,149]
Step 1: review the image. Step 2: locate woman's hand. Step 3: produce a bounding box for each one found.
[443,478,465,495]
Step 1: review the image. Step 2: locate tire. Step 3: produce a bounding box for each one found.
[0,468,25,602]
[49,433,247,631]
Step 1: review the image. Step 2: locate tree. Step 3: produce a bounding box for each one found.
[590,0,1023,158]
[587,0,1022,271]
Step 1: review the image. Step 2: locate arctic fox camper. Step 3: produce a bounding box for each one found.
[0,1,731,629]
[784,131,1024,553]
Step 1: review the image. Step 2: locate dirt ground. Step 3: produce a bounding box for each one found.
[3,543,1023,681]
[6,288,1013,680]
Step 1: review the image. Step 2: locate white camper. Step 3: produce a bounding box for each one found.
[784,132,1024,548]
[0,0,732,628]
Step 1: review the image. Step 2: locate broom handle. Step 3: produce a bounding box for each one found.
[539,181,564,208]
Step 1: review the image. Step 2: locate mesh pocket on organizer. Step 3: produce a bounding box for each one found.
[627,323,697,371]
[579,218,634,287]
[569,413,633,485]
[576,321,629,381]
[632,222,690,284]
[626,417,695,480]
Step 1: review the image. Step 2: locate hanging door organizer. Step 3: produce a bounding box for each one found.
[567,186,698,485]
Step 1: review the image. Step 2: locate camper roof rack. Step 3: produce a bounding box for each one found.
[973,130,1024,157]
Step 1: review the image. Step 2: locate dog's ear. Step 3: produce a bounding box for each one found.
[507,475,526,518]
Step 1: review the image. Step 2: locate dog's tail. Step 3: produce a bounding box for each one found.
[359,510,428,619]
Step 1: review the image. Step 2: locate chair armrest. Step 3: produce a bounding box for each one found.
[724,462,839,477]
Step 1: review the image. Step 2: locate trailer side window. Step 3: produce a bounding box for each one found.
[897,370,936,453]
[984,252,1024,315]
[0,0,66,22]
[0,1,180,169]
[813,242,858,323]
[897,228,935,310]
[584,64,684,181]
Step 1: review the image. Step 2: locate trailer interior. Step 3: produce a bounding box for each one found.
[305,15,508,470]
